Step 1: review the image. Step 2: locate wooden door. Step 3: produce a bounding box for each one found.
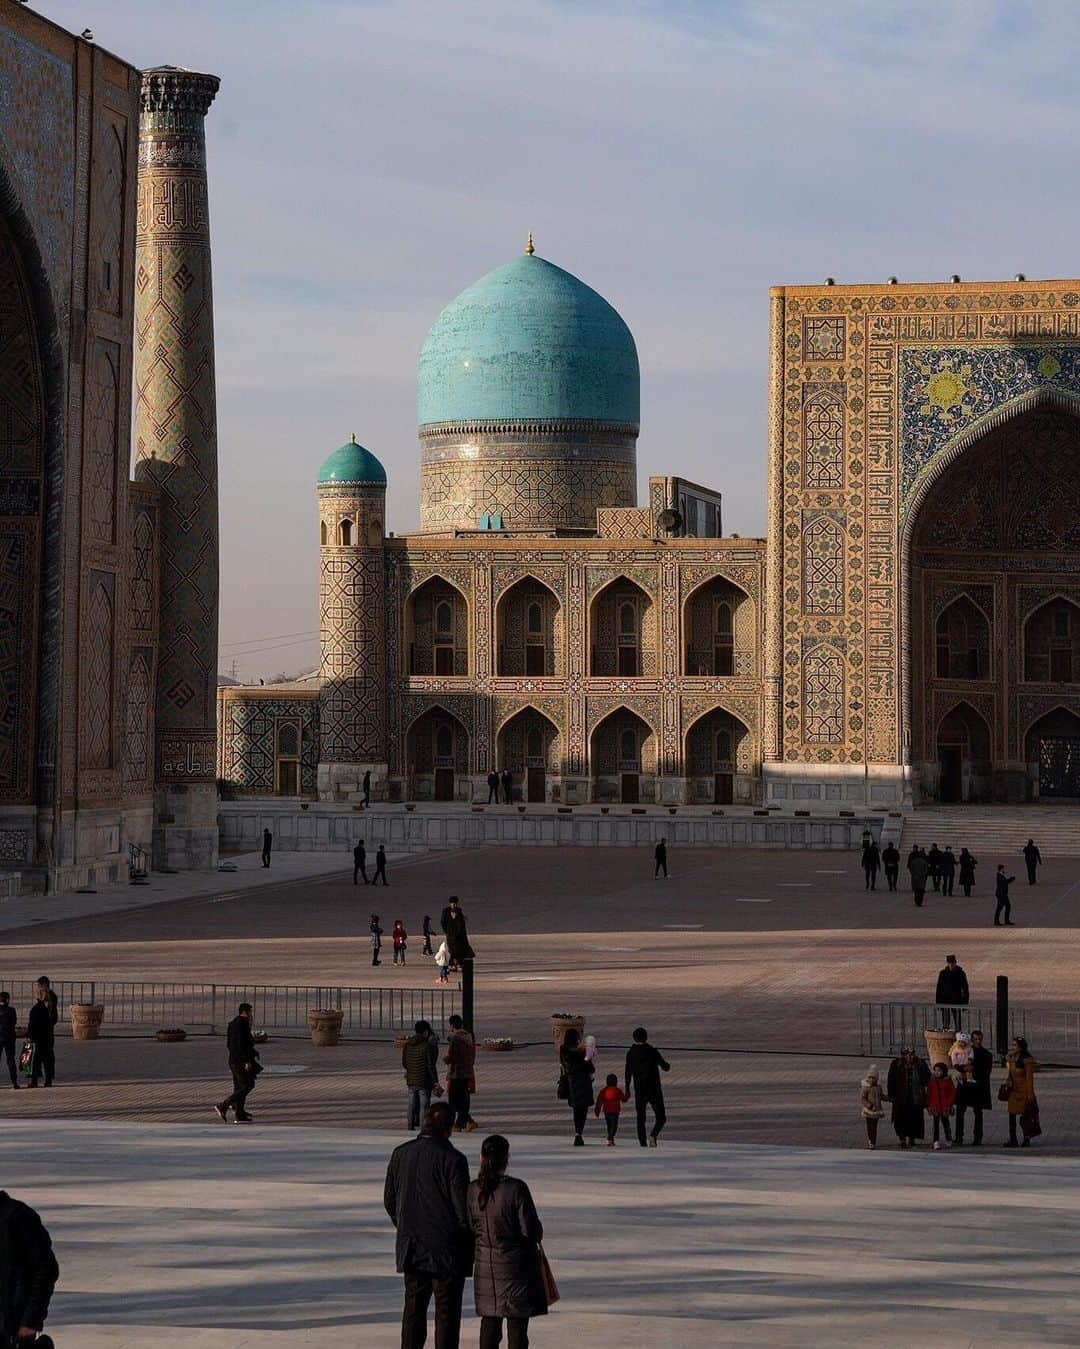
[620,773,639,804]
[277,760,298,796]
[939,746,962,802]
[434,768,455,801]
[527,767,545,802]
[714,772,733,805]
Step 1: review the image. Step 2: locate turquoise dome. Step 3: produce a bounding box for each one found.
[418,253,639,427]
[317,438,386,486]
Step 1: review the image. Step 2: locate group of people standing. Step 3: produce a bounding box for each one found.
[485,770,518,804]
[558,1026,671,1149]
[860,836,1043,923]
[0,976,59,1090]
[352,839,390,886]
[370,896,474,983]
[402,1014,478,1134]
[861,1034,1040,1151]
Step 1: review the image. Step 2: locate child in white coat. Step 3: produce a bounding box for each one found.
[859,1064,885,1149]
[434,940,450,984]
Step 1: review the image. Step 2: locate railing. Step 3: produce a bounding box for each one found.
[859,1002,1026,1057]
[0,980,460,1034]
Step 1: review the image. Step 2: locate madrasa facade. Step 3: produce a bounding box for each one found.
[219,244,1080,812]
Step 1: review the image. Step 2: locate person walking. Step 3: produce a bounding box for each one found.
[1023,838,1042,885]
[393,920,408,966]
[402,1020,440,1131]
[384,1101,473,1349]
[935,954,969,1031]
[371,914,384,966]
[861,839,880,891]
[0,991,17,1089]
[261,827,273,868]
[363,769,372,808]
[625,1026,671,1149]
[214,1001,260,1123]
[445,1014,477,1134]
[958,848,977,897]
[956,1027,993,1146]
[654,838,668,879]
[886,1046,930,1148]
[927,843,943,893]
[1002,1036,1039,1148]
[940,846,956,897]
[559,1027,595,1146]
[422,915,434,956]
[881,842,900,892]
[926,1062,956,1150]
[594,1073,631,1146]
[0,1190,59,1345]
[27,985,54,1089]
[859,1064,885,1149]
[468,1134,549,1349]
[501,769,513,804]
[486,770,500,804]
[353,840,369,885]
[908,846,929,908]
[373,844,389,886]
[994,866,1016,926]
[442,897,474,970]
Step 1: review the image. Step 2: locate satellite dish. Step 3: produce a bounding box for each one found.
[657,508,682,534]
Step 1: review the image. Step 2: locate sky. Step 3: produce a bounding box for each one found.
[41,0,1080,680]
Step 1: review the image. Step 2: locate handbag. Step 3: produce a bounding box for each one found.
[556,1074,569,1101]
[18,1040,34,1078]
[537,1243,560,1306]
[997,1082,1011,1102]
[1020,1104,1042,1139]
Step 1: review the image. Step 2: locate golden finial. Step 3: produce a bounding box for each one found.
[525,231,535,256]
[351,432,356,443]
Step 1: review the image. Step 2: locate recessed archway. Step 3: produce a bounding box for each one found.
[589,706,656,803]
[934,594,991,681]
[496,707,561,802]
[1024,706,1080,799]
[589,577,656,677]
[404,577,470,676]
[405,704,470,802]
[495,577,562,676]
[1023,596,1080,684]
[682,576,751,677]
[935,701,992,803]
[683,706,752,804]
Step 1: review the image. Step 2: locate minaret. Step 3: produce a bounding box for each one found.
[133,66,221,870]
[316,437,388,801]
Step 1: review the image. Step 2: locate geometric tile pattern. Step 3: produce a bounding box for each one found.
[801,514,844,615]
[220,693,318,795]
[802,643,844,745]
[803,387,844,489]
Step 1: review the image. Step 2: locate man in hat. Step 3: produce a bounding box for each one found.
[935,954,969,1031]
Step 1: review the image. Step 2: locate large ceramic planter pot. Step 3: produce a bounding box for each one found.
[923,1028,954,1069]
[308,1009,343,1047]
[70,1003,105,1041]
[550,1013,585,1053]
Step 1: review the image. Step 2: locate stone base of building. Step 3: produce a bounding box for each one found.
[318,762,388,803]
[911,759,1044,805]
[763,763,910,809]
[376,773,764,807]
[152,784,219,871]
[0,802,154,897]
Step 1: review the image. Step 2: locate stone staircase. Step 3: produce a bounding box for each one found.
[900,805,1080,857]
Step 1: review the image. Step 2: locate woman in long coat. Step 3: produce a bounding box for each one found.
[1003,1036,1039,1147]
[468,1134,548,1349]
[958,849,977,897]
[559,1027,595,1146]
[886,1046,931,1147]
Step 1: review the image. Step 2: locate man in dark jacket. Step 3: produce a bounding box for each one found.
[1023,838,1042,885]
[881,842,900,891]
[994,866,1016,926]
[940,846,957,896]
[362,769,371,808]
[908,847,929,908]
[444,1014,476,1133]
[441,897,474,969]
[402,1020,439,1131]
[261,828,273,868]
[500,769,513,804]
[215,1001,259,1123]
[35,977,58,1027]
[27,986,54,1088]
[956,1027,994,1146]
[0,1191,59,1342]
[935,954,969,1029]
[384,1101,472,1349]
[0,992,17,1089]
[927,843,943,892]
[625,1025,671,1148]
[654,838,668,879]
[486,770,500,804]
[353,839,368,885]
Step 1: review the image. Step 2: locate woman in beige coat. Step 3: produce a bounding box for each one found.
[1003,1037,1039,1148]
[859,1064,886,1149]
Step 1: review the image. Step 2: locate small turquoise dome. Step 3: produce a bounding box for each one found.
[317,437,386,486]
[418,252,639,427]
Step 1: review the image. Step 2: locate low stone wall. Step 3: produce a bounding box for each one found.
[218,801,882,852]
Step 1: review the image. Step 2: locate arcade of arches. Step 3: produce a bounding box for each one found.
[911,407,1080,802]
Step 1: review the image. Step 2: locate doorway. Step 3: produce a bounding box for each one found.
[938,745,962,802]
[527,766,545,802]
[714,772,733,805]
[1039,737,1080,797]
[620,773,639,804]
[276,760,298,796]
[434,767,455,801]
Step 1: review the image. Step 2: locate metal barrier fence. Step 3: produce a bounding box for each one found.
[0,980,461,1033]
[859,1002,1027,1057]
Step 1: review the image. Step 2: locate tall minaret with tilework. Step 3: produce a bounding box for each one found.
[133,66,220,870]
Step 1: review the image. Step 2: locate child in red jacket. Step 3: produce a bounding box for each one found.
[594,1073,630,1146]
[926,1061,957,1149]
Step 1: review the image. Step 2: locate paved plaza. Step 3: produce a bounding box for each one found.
[11,1120,1080,1347]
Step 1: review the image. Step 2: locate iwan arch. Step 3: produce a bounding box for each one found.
[220,271,1080,808]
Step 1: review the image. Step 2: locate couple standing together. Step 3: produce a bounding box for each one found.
[386,1102,552,1349]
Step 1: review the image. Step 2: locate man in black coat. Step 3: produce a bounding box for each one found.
[363,769,371,808]
[0,991,17,1089]
[0,1190,59,1343]
[994,866,1016,926]
[261,828,273,868]
[881,842,900,892]
[500,769,513,804]
[654,838,668,879]
[353,840,368,885]
[935,954,969,1030]
[440,897,474,969]
[927,843,943,892]
[625,1025,671,1148]
[27,986,54,1088]
[956,1027,994,1147]
[1023,838,1042,885]
[486,770,499,804]
[384,1101,472,1349]
[940,846,957,896]
[215,1001,260,1123]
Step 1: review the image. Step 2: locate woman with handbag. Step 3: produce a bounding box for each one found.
[468,1134,551,1349]
[559,1028,595,1147]
[1002,1036,1040,1148]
